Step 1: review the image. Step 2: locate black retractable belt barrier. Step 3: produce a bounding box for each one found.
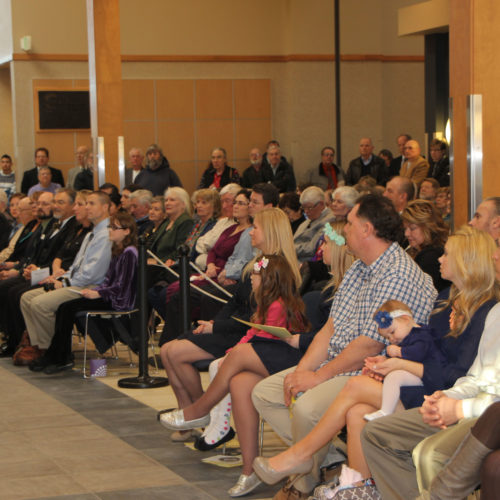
[118,235,169,388]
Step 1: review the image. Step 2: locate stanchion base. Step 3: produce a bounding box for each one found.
[118,376,169,389]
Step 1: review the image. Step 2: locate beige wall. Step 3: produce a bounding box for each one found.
[0,0,13,63]
[9,0,425,190]
[11,0,87,54]
[0,68,14,157]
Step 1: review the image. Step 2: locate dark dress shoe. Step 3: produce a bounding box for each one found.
[43,361,75,374]
[0,343,14,357]
[194,427,236,451]
[29,356,51,372]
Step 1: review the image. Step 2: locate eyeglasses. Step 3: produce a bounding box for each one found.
[302,202,320,212]
[233,200,249,206]
[108,224,125,230]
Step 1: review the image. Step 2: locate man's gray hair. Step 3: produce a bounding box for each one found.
[220,183,241,198]
[146,144,163,157]
[332,186,359,209]
[300,186,325,206]
[130,189,153,206]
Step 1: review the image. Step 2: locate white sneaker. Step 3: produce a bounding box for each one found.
[228,473,261,497]
[363,410,388,421]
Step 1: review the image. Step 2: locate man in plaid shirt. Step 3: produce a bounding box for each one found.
[252,194,437,498]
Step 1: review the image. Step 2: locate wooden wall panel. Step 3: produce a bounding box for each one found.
[34,77,271,191]
[235,119,271,159]
[122,80,155,121]
[156,80,194,120]
[157,121,195,162]
[196,80,233,120]
[234,79,271,119]
[196,120,234,163]
[122,121,155,157]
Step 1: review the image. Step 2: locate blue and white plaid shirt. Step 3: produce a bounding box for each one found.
[326,242,437,376]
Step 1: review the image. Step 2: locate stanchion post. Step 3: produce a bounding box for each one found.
[178,244,191,335]
[118,235,169,388]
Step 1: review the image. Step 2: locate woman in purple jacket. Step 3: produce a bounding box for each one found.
[29,212,138,374]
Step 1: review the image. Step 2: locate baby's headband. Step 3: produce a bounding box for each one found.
[374,309,411,329]
[324,222,345,246]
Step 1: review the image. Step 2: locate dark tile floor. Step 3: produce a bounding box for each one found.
[1,359,279,499]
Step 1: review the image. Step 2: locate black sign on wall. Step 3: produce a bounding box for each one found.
[38,90,90,130]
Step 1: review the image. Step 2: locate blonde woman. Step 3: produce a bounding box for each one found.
[253,226,500,496]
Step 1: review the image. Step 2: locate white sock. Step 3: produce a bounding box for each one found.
[363,409,388,422]
[201,358,232,444]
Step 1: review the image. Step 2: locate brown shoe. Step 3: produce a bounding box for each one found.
[19,330,31,348]
[273,480,310,500]
[13,331,31,361]
[13,346,45,366]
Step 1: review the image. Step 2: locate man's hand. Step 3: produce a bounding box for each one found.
[22,264,37,280]
[53,280,63,289]
[283,369,320,406]
[419,391,445,426]
[81,289,100,299]
[1,269,19,279]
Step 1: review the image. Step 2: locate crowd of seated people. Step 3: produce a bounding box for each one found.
[0,138,498,500]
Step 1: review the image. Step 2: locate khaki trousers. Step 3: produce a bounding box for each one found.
[252,366,350,493]
[20,286,87,349]
[361,407,476,500]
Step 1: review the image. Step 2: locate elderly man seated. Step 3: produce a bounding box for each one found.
[293,186,335,262]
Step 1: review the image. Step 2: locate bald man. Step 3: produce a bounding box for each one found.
[469,197,500,240]
[400,140,429,187]
[67,146,89,189]
[346,137,387,185]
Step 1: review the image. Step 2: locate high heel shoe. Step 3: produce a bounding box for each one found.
[194,427,235,451]
[253,456,313,485]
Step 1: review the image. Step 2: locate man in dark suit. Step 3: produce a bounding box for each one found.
[388,133,411,179]
[21,148,64,194]
[345,137,387,186]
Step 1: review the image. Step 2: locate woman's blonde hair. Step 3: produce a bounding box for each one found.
[437,225,500,337]
[75,189,92,202]
[244,207,301,288]
[165,187,193,217]
[402,200,448,256]
[323,220,356,295]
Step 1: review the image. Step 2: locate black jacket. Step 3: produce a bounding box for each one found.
[262,160,296,193]
[198,164,240,189]
[346,155,387,186]
[135,157,182,195]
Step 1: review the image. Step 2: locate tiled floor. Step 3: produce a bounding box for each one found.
[0,346,284,500]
